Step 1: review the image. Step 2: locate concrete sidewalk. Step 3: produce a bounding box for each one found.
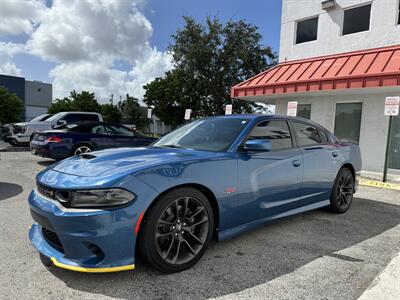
[358,253,400,300]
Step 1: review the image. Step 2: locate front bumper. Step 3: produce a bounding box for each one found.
[28,189,138,272]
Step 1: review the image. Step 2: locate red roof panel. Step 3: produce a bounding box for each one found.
[231,44,400,98]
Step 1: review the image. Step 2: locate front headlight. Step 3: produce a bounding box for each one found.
[55,188,135,208]
[20,126,27,133]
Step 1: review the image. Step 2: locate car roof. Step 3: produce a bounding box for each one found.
[206,114,331,132]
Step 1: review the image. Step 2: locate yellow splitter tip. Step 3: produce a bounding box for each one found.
[50,257,135,273]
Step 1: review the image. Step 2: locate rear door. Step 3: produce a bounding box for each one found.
[290,120,341,204]
[237,119,304,223]
[89,124,115,150]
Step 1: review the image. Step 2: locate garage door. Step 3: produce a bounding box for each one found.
[25,106,48,121]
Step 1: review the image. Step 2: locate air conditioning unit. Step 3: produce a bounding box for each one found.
[322,0,336,10]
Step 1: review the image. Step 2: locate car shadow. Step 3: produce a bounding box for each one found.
[0,182,23,200]
[36,160,56,167]
[48,198,400,299]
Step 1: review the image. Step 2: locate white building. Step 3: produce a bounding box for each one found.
[232,0,400,181]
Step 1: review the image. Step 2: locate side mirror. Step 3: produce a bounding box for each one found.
[244,139,272,151]
[57,120,67,126]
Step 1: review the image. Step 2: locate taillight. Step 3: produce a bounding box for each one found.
[46,136,62,143]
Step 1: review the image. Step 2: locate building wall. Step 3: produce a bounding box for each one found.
[280,0,400,62]
[273,90,396,177]
[0,75,25,103]
[25,80,52,107]
[24,80,53,120]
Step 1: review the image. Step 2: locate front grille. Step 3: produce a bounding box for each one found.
[37,182,55,199]
[42,227,64,253]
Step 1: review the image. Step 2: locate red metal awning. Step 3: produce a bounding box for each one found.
[231,44,400,98]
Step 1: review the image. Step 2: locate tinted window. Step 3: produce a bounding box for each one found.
[297,104,311,119]
[91,125,107,135]
[248,120,292,150]
[105,125,134,136]
[343,4,371,35]
[334,103,362,142]
[63,114,99,124]
[296,17,318,44]
[292,121,322,146]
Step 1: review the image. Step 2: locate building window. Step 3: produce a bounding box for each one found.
[297,104,311,119]
[398,1,400,25]
[296,17,318,44]
[342,4,371,35]
[334,103,362,142]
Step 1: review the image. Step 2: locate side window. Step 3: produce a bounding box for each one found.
[64,114,99,124]
[105,125,134,136]
[91,125,106,135]
[292,121,322,146]
[342,4,371,35]
[248,120,292,150]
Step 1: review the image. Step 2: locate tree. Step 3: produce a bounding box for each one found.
[117,94,148,130]
[48,90,101,114]
[101,103,122,123]
[143,16,277,125]
[0,86,24,124]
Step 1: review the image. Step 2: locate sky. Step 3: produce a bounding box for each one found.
[0,0,282,103]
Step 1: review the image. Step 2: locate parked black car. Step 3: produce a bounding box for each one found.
[30,122,157,160]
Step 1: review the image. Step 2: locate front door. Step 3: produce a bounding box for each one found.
[237,119,304,224]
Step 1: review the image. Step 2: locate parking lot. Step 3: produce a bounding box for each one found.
[0,151,399,299]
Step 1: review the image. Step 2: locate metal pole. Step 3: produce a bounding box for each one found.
[383,115,393,182]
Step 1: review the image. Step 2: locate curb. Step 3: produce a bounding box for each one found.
[359,179,400,191]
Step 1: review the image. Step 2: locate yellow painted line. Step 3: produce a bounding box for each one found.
[51,257,135,273]
[359,179,400,191]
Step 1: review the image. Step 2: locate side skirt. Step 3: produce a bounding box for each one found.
[218,199,330,241]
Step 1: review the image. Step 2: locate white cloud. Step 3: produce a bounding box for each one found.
[1,0,173,102]
[0,0,48,36]
[0,42,25,76]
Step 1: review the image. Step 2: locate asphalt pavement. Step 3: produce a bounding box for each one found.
[0,152,399,300]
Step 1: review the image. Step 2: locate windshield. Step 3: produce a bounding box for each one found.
[46,112,65,122]
[153,118,250,152]
[30,114,52,122]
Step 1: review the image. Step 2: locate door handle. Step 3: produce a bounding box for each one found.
[292,160,301,167]
[331,151,339,158]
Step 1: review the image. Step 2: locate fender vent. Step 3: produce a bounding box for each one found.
[80,154,96,159]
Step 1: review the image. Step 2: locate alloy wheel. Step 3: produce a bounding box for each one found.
[336,171,354,209]
[74,146,92,155]
[155,196,209,265]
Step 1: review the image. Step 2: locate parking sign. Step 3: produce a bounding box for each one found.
[384,97,399,116]
[225,104,233,115]
[184,109,192,120]
[287,101,298,116]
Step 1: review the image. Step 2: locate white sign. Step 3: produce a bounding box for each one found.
[225,104,233,115]
[384,97,399,116]
[184,109,192,120]
[147,108,152,119]
[287,101,298,116]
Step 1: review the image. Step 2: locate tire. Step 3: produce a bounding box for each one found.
[329,167,355,213]
[71,144,94,156]
[139,187,214,273]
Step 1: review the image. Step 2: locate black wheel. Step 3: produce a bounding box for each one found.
[139,187,214,273]
[71,144,93,156]
[329,168,354,213]
[39,253,52,267]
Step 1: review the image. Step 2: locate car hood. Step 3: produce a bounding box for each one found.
[51,147,218,177]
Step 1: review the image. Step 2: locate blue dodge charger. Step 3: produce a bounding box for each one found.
[28,115,361,273]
